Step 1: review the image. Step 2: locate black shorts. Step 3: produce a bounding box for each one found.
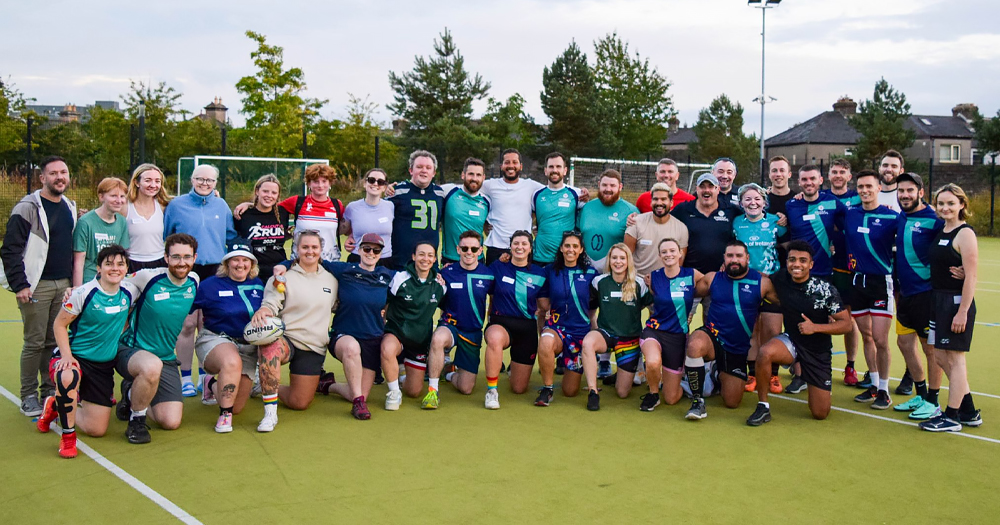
[760,298,782,314]
[332,334,383,372]
[897,291,933,338]
[128,258,166,273]
[641,328,686,373]
[774,334,832,391]
[193,263,220,282]
[830,270,852,298]
[114,345,183,405]
[928,291,976,352]
[485,247,511,266]
[487,315,538,366]
[386,332,429,371]
[849,273,893,317]
[49,350,115,407]
[288,342,325,376]
[696,327,748,381]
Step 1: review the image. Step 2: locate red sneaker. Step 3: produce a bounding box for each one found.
[844,366,859,386]
[37,396,58,433]
[316,371,336,395]
[744,376,757,392]
[59,432,78,459]
[351,396,371,420]
[769,375,783,394]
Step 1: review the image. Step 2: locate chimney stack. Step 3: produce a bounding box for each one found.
[952,103,978,122]
[203,97,228,125]
[833,96,857,117]
[667,116,680,133]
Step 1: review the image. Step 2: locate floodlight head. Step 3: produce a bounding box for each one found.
[748,0,781,4]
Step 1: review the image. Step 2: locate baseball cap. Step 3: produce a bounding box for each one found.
[896,172,924,190]
[222,238,257,263]
[696,173,720,187]
[359,233,385,247]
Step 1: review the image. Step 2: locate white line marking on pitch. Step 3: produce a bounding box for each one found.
[770,394,1000,445]
[0,384,202,524]
[830,368,1000,400]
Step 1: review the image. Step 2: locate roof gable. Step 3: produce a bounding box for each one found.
[765,111,860,146]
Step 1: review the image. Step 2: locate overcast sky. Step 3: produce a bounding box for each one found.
[4,0,999,143]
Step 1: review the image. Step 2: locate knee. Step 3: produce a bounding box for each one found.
[723,396,740,409]
[616,388,630,399]
[511,383,528,395]
[137,359,163,380]
[664,390,683,406]
[811,408,830,420]
[457,383,474,395]
[285,397,311,411]
[86,428,107,438]
[431,332,450,350]
[158,414,182,430]
[645,355,662,370]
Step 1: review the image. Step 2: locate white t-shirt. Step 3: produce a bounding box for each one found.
[126,201,164,262]
[878,189,899,212]
[481,177,545,249]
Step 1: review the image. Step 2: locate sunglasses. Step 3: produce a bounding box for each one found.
[366,177,387,187]
[458,245,481,253]
[361,245,383,255]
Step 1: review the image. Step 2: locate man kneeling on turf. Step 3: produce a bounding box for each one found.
[746,241,853,426]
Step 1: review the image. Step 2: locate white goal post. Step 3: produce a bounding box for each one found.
[568,156,713,195]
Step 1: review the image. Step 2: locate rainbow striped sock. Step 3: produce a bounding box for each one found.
[263,393,278,405]
[487,376,498,390]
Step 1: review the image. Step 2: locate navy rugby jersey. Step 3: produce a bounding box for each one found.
[439,262,494,332]
[646,266,696,335]
[193,276,264,341]
[704,269,763,355]
[489,260,548,320]
[830,190,861,272]
[895,206,944,297]
[785,191,846,276]
[840,206,899,275]
[388,180,445,267]
[321,261,395,340]
[543,264,598,333]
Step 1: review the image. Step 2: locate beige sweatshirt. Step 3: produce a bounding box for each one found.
[261,264,338,355]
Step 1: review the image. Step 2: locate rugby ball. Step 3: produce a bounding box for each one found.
[243,317,285,345]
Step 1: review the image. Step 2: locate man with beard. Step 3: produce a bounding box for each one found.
[683,240,778,420]
[891,173,946,419]
[785,165,848,280]
[441,158,490,265]
[713,158,740,208]
[388,150,445,269]
[624,183,689,277]
[532,152,587,266]
[635,158,695,212]
[826,158,863,386]
[578,169,639,273]
[115,234,200,443]
[2,156,77,417]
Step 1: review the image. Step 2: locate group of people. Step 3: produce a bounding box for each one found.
[1,148,981,460]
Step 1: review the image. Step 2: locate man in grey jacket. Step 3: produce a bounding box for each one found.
[1,156,77,416]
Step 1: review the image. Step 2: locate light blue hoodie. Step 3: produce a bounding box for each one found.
[163,189,236,265]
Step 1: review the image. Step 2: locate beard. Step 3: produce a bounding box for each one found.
[598,191,620,206]
[464,180,481,193]
[899,199,919,213]
[725,262,747,278]
[651,204,669,217]
[503,169,520,181]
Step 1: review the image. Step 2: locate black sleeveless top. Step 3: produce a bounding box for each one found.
[930,224,972,292]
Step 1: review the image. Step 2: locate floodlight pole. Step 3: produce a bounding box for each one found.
[138,100,146,164]
[750,0,779,183]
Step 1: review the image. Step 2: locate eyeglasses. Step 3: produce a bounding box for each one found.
[366,177,387,187]
[458,245,481,253]
[361,245,383,255]
[168,254,195,262]
[194,177,217,185]
[562,229,582,237]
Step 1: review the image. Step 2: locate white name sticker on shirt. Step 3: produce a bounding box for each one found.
[954,295,962,305]
[803,214,816,221]
[857,227,870,234]
[378,217,389,224]
[153,292,170,301]
[557,201,571,207]
[105,305,122,314]
[610,291,622,298]
[939,239,950,246]
[219,290,234,297]
[469,210,481,216]
[502,276,516,284]
[95,233,110,240]
[639,239,653,246]
[450,282,464,289]
[671,291,685,298]
[324,212,337,218]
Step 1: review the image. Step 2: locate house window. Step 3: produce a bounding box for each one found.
[939,144,960,163]
[845,148,854,156]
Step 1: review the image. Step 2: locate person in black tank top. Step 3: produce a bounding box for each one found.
[920,184,981,432]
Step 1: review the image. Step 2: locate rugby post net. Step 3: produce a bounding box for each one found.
[177,155,330,208]
[568,157,713,202]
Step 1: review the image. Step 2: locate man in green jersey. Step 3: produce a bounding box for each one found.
[115,234,200,444]
[532,152,585,265]
[578,169,639,273]
[441,158,490,264]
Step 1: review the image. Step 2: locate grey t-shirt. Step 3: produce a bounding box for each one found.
[344,199,395,257]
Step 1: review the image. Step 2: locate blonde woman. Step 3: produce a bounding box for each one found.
[580,243,653,410]
[126,163,171,272]
[73,177,130,286]
[235,174,290,282]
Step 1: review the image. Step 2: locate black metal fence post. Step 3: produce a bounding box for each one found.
[221,126,227,156]
[25,117,33,195]
[991,156,996,236]
[928,155,934,191]
[375,135,380,168]
[301,127,308,158]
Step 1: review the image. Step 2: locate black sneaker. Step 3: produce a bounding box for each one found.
[639,393,660,412]
[785,376,807,394]
[125,415,151,444]
[685,398,707,420]
[555,361,565,376]
[872,390,892,410]
[894,369,914,396]
[587,390,601,411]
[746,403,772,426]
[602,373,618,386]
[857,371,873,389]
[919,414,962,432]
[116,379,133,422]
[854,386,878,403]
[316,371,336,395]
[534,387,554,407]
[373,369,385,386]
[960,409,983,427]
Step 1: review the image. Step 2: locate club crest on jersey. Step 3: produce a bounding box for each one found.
[762,222,769,228]
[405,295,413,301]
[874,218,881,224]
[875,300,887,308]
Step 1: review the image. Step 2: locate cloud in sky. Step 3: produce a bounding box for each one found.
[3,0,998,143]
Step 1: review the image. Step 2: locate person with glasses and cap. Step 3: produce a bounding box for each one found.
[712,158,740,208]
[440,158,490,265]
[342,168,394,266]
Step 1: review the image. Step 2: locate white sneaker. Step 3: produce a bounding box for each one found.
[385,390,402,411]
[634,360,647,385]
[484,389,500,410]
[214,413,233,433]
[202,375,217,406]
[257,411,278,432]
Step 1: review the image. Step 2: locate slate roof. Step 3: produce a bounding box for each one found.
[662,127,697,145]
[765,111,860,146]
[905,115,973,139]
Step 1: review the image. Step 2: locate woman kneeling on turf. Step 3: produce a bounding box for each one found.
[581,243,653,411]
[192,239,264,433]
[249,231,338,432]
[38,245,139,458]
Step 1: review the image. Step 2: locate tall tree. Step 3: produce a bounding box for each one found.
[540,41,603,156]
[592,32,674,158]
[313,94,400,180]
[690,94,760,180]
[121,80,183,165]
[82,106,130,176]
[236,30,326,158]
[850,78,916,169]
[0,77,31,166]
[480,93,541,152]
[972,109,1000,162]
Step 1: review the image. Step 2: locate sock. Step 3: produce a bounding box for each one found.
[747,360,756,376]
[62,427,76,435]
[599,353,611,364]
[945,406,960,420]
[220,406,233,416]
[445,372,456,382]
[263,393,278,406]
[428,378,439,391]
[759,401,770,409]
[684,356,705,400]
[387,380,400,393]
[926,388,940,405]
[878,378,889,392]
[870,372,880,390]
[771,363,779,375]
[181,369,193,383]
[130,407,147,420]
[486,376,498,390]
[902,368,911,380]
[543,384,553,390]
[960,393,976,413]
[915,380,928,397]
[207,376,217,393]
[846,360,855,369]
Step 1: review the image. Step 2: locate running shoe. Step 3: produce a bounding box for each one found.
[639,393,660,412]
[893,395,926,412]
[257,412,278,433]
[686,398,707,420]
[201,375,217,406]
[37,396,57,433]
[385,390,402,411]
[484,389,500,410]
[785,376,807,394]
[214,413,233,433]
[602,373,618,386]
[534,387,554,407]
[116,379,132,422]
[857,371,872,389]
[126,416,151,444]
[634,361,647,385]
[373,369,385,386]
[772,375,787,394]
[20,394,43,417]
[854,386,878,403]
[316,371,336,395]
[744,375,757,392]
[181,381,197,397]
[746,403,772,426]
[909,402,940,420]
[421,389,439,410]
[919,414,962,432]
[872,390,892,410]
[352,397,371,420]
[250,378,262,398]
[555,361,565,376]
[587,390,601,411]
[894,369,913,396]
[597,361,613,379]
[960,409,983,428]
[843,366,859,386]
[59,432,78,459]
